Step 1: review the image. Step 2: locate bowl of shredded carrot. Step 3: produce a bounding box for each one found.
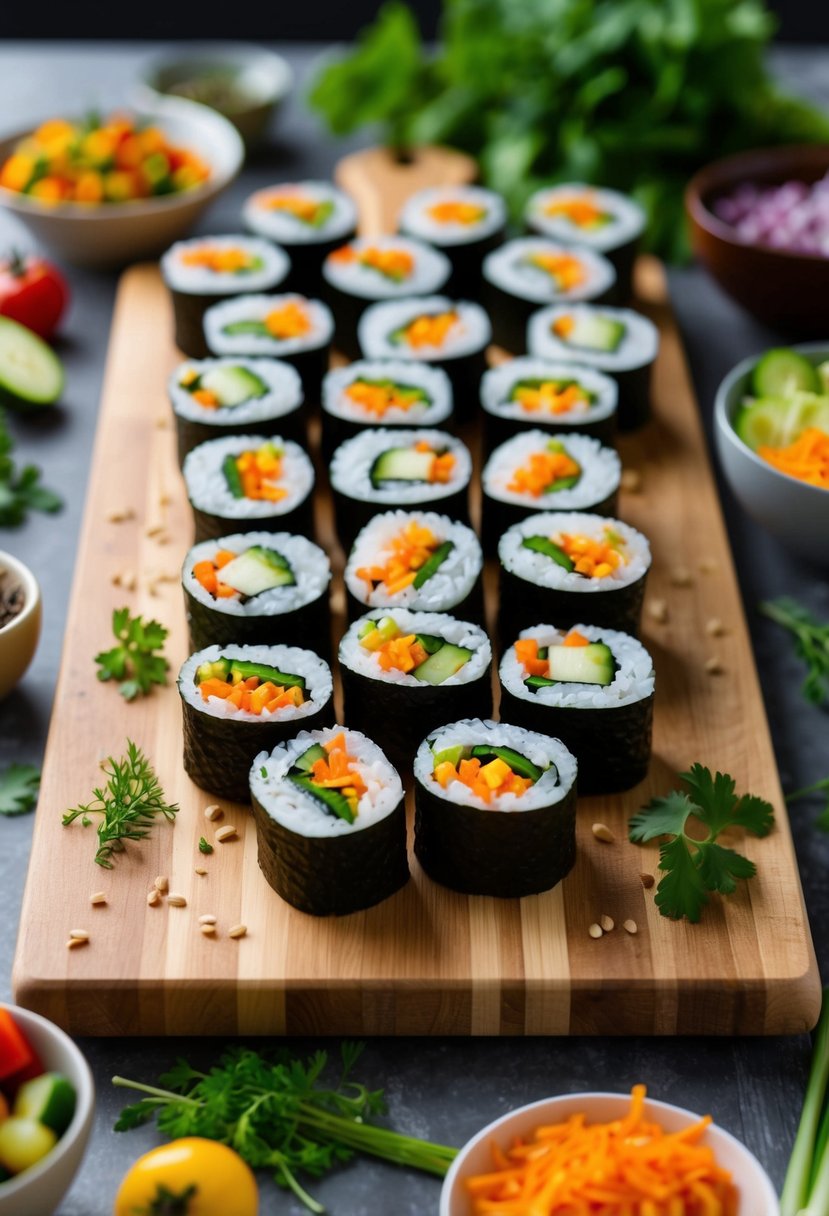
[440,1085,779,1216]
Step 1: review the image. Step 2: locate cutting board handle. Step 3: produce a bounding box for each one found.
[335,144,478,236]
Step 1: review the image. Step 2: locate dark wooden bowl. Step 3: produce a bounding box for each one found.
[685,144,829,335]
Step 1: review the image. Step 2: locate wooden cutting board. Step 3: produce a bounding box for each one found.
[11,150,820,1037]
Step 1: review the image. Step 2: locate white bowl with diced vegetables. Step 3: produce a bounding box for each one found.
[714,342,829,564]
[0,1005,94,1216]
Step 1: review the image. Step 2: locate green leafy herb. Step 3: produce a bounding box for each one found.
[0,409,62,526]
[761,598,829,707]
[113,1043,457,1213]
[62,740,179,868]
[629,763,774,922]
[95,607,170,701]
[309,0,829,262]
[788,779,829,832]
[198,836,213,855]
[0,763,40,816]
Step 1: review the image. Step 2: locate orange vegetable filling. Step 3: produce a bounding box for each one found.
[514,630,588,677]
[193,549,239,599]
[414,441,456,483]
[757,426,829,489]
[543,194,610,228]
[507,447,580,497]
[513,382,590,416]
[232,447,289,502]
[426,199,487,225]
[345,380,425,417]
[434,755,533,803]
[401,311,460,349]
[553,315,576,339]
[330,243,414,281]
[356,521,441,596]
[265,302,312,340]
[308,733,368,816]
[464,1084,739,1215]
[180,245,259,274]
[199,674,305,715]
[527,252,586,290]
[262,192,326,223]
[367,632,429,673]
[556,532,625,578]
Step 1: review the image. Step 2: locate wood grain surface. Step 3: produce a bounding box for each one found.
[12,148,820,1037]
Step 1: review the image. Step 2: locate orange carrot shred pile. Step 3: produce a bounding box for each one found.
[356,520,441,596]
[543,194,610,228]
[181,245,257,273]
[401,311,460,349]
[757,426,829,489]
[345,379,424,417]
[427,199,487,225]
[556,532,624,578]
[199,675,304,716]
[528,252,586,290]
[308,734,367,817]
[513,381,589,416]
[193,548,238,599]
[434,755,533,803]
[507,447,580,497]
[265,301,312,340]
[330,244,414,281]
[232,446,289,503]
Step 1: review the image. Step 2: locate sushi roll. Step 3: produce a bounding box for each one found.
[497,511,651,642]
[479,357,618,453]
[321,360,453,462]
[329,428,473,553]
[344,510,484,624]
[161,235,289,358]
[413,719,578,898]
[340,609,492,770]
[322,235,451,360]
[499,624,655,794]
[527,304,659,432]
[203,293,334,406]
[525,184,646,301]
[180,643,333,803]
[481,238,616,355]
[243,180,358,293]
[481,431,621,556]
[182,531,331,655]
[183,434,315,544]
[169,357,305,465]
[358,296,491,425]
[250,727,408,916]
[398,185,507,296]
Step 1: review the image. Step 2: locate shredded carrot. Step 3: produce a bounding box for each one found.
[309,735,368,817]
[373,633,429,673]
[231,446,289,502]
[344,379,425,417]
[355,520,442,595]
[265,301,312,340]
[262,192,327,223]
[399,311,460,349]
[555,531,625,578]
[181,245,258,274]
[563,630,589,647]
[464,1084,739,1215]
[191,388,221,408]
[200,675,304,715]
[757,426,829,489]
[507,446,581,496]
[514,638,548,677]
[426,199,487,225]
[193,550,239,599]
[412,440,456,483]
[435,754,533,803]
[513,381,589,416]
[527,251,586,290]
[552,315,576,339]
[330,243,414,282]
[543,194,610,229]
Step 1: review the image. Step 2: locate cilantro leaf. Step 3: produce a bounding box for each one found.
[680,764,738,837]
[198,836,213,855]
[0,763,40,816]
[761,598,829,707]
[629,789,693,842]
[0,410,63,527]
[95,608,169,700]
[654,835,710,923]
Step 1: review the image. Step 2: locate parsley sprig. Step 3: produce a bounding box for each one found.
[0,764,40,815]
[0,409,62,526]
[629,764,774,922]
[761,598,829,708]
[788,778,829,833]
[95,607,170,701]
[113,1043,457,1213]
[62,740,178,868]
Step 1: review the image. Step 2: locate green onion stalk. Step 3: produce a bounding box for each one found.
[781,987,829,1215]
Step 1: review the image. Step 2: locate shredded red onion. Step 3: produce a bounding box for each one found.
[712,174,829,256]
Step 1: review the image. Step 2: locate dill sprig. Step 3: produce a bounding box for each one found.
[761,598,829,708]
[62,740,178,868]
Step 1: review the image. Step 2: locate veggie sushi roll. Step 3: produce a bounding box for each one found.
[330,428,473,553]
[481,238,616,355]
[169,357,305,465]
[479,357,618,452]
[183,434,315,544]
[398,185,507,296]
[525,184,646,301]
[161,235,289,358]
[358,296,491,424]
[500,624,654,794]
[243,180,358,293]
[480,430,621,556]
[322,235,451,360]
[182,530,331,655]
[180,644,333,803]
[527,304,659,432]
[340,609,492,769]
[250,727,408,916]
[497,511,651,641]
[345,510,484,623]
[321,360,453,462]
[203,293,334,405]
[413,719,577,898]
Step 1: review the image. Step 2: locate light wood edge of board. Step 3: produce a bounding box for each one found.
[335,144,478,235]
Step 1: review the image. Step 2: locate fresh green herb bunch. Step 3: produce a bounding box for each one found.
[309,0,829,261]
[0,764,40,816]
[95,607,170,701]
[113,1043,457,1214]
[761,598,829,708]
[0,408,62,526]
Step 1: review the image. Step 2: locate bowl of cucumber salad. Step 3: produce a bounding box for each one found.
[715,343,829,563]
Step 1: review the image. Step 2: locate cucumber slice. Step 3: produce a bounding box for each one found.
[413,642,472,685]
[734,393,829,451]
[226,659,305,689]
[547,641,615,685]
[14,1072,76,1136]
[412,540,454,589]
[413,632,444,655]
[195,658,231,682]
[199,364,269,407]
[359,617,400,650]
[524,674,556,692]
[289,773,355,823]
[432,744,466,768]
[293,743,328,772]
[0,315,64,409]
[751,348,821,398]
[222,320,269,337]
[521,535,574,571]
[219,546,295,597]
[222,454,244,497]
[370,447,436,487]
[561,312,625,353]
[470,744,545,783]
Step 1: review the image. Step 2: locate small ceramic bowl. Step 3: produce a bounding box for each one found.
[0,1004,95,1216]
[0,550,41,700]
[686,144,829,334]
[441,1091,780,1216]
[0,98,244,268]
[135,45,294,146]
[714,342,829,564]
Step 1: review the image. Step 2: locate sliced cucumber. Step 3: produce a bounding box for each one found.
[0,315,64,409]
[219,546,295,597]
[359,617,400,649]
[413,632,444,655]
[14,1073,76,1136]
[524,674,556,692]
[734,393,829,451]
[561,312,625,353]
[412,540,454,589]
[470,744,545,783]
[547,641,615,685]
[226,659,305,689]
[521,535,574,571]
[413,643,472,685]
[200,364,269,407]
[288,773,355,823]
[222,453,244,497]
[293,743,327,772]
[432,744,465,768]
[370,447,436,487]
[751,348,821,398]
[195,657,231,682]
[222,320,269,337]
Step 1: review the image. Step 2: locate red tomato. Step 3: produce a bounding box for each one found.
[0,252,69,340]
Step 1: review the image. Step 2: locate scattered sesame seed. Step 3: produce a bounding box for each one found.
[705,617,726,637]
[591,822,616,844]
[215,825,238,843]
[621,468,642,493]
[168,894,187,908]
[705,656,724,675]
[67,937,88,949]
[204,804,223,822]
[699,557,719,574]
[600,915,615,933]
[147,889,161,907]
[106,507,135,523]
[198,914,217,925]
[228,924,248,939]
[588,923,603,939]
[669,567,693,588]
[647,598,669,624]
[624,919,639,935]
[154,875,169,893]
[69,929,89,941]
[90,892,107,906]
[195,867,208,877]
[200,923,216,937]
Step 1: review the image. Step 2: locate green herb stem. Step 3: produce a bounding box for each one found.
[295,1103,458,1174]
[781,988,829,1216]
[761,599,829,708]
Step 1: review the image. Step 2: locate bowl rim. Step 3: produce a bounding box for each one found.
[0,1003,95,1200]
[0,549,41,637]
[138,42,295,102]
[439,1090,780,1216]
[714,340,829,498]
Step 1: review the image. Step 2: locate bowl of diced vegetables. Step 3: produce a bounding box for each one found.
[0,100,244,268]
[715,343,829,563]
[0,1004,94,1216]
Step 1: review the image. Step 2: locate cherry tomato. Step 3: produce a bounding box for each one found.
[0,252,69,340]
[114,1138,259,1216]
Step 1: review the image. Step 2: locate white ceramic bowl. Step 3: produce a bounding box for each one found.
[441,1091,780,1216]
[0,550,41,700]
[0,1005,95,1216]
[0,98,244,268]
[715,342,829,564]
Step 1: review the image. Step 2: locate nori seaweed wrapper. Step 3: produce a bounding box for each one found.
[438,350,489,425]
[278,345,330,413]
[332,485,471,556]
[481,487,618,559]
[252,793,409,916]
[483,407,617,456]
[497,565,647,644]
[614,363,653,432]
[346,572,485,627]
[175,407,307,469]
[481,281,536,356]
[321,406,458,465]
[323,281,372,362]
[282,231,357,297]
[405,228,505,300]
[499,685,654,794]
[341,663,493,772]
[191,495,315,545]
[414,774,577,897]
[170,289,214,359]
[605,237,640,304]
[184,583,330,659]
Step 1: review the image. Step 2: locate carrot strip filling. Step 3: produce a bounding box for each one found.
[181,245,259,274]
[433,756,533,803]
[553,314,576,339]
[199,676,304,715]
[330,243,414,282]
[262,192,329,224]
[513,381,590,415]
[507,447,580,496]
[231,447,289,502]
[308,734,368,816]
[399,311,460,349]
[557,531,625,578]
[543,194,611,229]
[355,521,443,595]
[193,549,239,599]
[514,631,588,678]
[414,440,456,483]
[527,252,587,290]
[426,199,487,225]
[265,301,312,340]
[345,379,425,417]
[757,426,829,489]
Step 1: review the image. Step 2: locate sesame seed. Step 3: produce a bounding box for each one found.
[215,825,238,843]
[228,924,248,939]
[647,598,669,624]
[591,822,615,844]
[90,892,107,906]
[69,929,89,941]
[621,468,642,493]
[588,923,603,939]
[600,915,615,933]
[624,919,639,935]
[204,804,223,822]
[705,617,726,637]
[168,894,187,908]
[705,655,724,675]
[154,875,169,893]
[147,889,161,907]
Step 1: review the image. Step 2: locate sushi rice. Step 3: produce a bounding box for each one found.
[322,360,453,427]
[500,623,654,709]
[482,430,621,510]
[161,235,289,295]
[204,293,334,358]
[399,185,507,246]
[482,238,616,305]
[183,433,314,521]
[499,510,651,592]
[358,296,492,362]
[525,184,645,252]
[322,234,451,300]
[182,531,330,619]
[243,180,358,245]
[339,609,491,687]
[330,428,472,506]
[480,357,617,427]
[169,357,303,427]
[528,304,659,372]
[179,643,332,725]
